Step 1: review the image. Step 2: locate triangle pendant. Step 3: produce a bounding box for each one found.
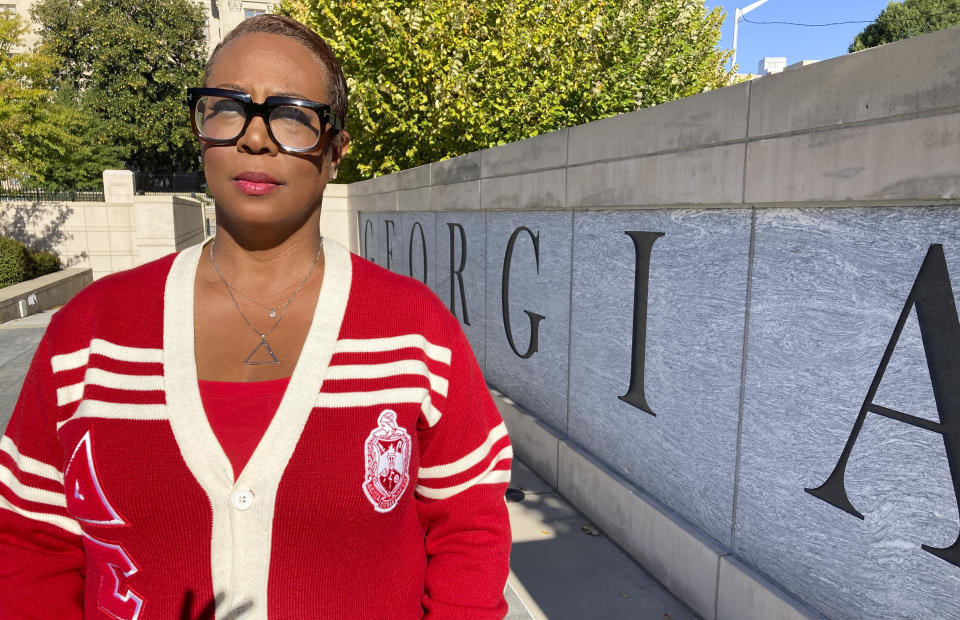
[244,335,280,365]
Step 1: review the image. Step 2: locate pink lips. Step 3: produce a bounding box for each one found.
[233,171,281,196]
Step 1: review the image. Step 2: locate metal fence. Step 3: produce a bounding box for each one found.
[134,172,205,196]
[0,188,105,202]
[0,171,206,202]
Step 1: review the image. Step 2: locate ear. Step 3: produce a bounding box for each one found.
[328,130,351,179]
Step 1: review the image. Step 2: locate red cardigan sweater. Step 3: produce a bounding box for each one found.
[0,239,512,619]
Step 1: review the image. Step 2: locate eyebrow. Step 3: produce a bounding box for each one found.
[213,83,313,100]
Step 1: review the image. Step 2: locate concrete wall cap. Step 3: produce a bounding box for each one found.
[568,82,750,166]
[0,268,92,303]
[397,164,432,190]
[431,151,482,185]
[749,25,960,138]
[481,129,568,179]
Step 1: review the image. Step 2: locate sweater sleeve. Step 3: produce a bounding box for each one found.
[0,334,85,619]
[416,327,512,620]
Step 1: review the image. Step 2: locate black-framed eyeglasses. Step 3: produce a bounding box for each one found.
[186,87,342,153]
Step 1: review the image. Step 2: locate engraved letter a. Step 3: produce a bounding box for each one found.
[806,244,960,568]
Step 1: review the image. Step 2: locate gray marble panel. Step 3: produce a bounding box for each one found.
[484,211,572,432]
[736,206,960,619]
[399,212,439,297]
[567,209,751,546]
[380,213,405,276]
[357,212,386,266]
[359,211,434,283]
[357,211,383,265]
[434,212,487,373]
[874,306,938,423]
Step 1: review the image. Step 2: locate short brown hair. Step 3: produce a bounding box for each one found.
[205,15,348,137]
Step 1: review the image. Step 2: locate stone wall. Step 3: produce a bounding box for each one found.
[0,268,93,323]
[132,194,206,265]
[318,183,355,253]
[1,171,205,280]
[345,27,960,620]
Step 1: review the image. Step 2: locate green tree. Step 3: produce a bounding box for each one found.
[0,13,122,188]
[850,0,960,52]
[31,0,207,172]
[279,0,732,181]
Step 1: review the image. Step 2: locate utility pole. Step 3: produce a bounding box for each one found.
[731,0,772,73]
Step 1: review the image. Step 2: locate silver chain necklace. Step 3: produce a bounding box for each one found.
[231,285,286,318]
[209,238,323,365]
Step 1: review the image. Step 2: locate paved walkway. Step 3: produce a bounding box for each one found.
[0,312,51,432]
[0,312,696,620]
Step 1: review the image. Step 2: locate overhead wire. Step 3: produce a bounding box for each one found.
[741,17,875,27]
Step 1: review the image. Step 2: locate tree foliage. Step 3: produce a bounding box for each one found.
[279,0,733,181]
[850,0,960,52]
[0,236,31,287]
[31,0,207,172]
[0,13,122,188]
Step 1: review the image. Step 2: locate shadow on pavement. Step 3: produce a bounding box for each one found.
[507,459,696,620]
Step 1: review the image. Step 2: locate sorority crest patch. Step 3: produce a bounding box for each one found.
[362,409,412,513]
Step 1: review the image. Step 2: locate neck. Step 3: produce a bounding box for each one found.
[210,222,324,290]
[213,197,325,251]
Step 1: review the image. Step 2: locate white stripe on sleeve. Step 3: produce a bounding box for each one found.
[51,347,90,373]
[0,495,81,535]
[335,335,452,365]
[0,436,64,483]
[326,360,449,397]
[56,402,168,430]
[51,339,164,374]
[314,387,443,427]
[416,445,513,500]
[57,369,165,407]
[418,423,508,479]
[0,464,66,508]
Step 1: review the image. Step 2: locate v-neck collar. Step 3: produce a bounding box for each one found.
[163,237,352,495]
[162,237,352,616]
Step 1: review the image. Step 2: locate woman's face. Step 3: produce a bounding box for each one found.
[202,32,348,236]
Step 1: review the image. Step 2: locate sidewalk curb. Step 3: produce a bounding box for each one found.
[491,388,824,620]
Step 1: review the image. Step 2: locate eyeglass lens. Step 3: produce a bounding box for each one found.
[194,95,323,150]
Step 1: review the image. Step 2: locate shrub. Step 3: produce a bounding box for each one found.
[28,250,61,278]
[0,236,31,288]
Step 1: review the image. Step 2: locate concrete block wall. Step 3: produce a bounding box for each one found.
[319,183,356,253]
[0,268,93,324]
[343,27,960,619]
[133,195,205,265]
[1,171,206,280]
[0,201,137,279]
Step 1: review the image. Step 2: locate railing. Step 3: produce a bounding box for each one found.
[0,188,105,202]
[134,172,205,196]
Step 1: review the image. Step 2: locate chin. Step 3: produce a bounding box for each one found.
[218,200,318,235]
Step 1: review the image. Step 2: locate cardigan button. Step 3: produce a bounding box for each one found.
[232,489,254,511]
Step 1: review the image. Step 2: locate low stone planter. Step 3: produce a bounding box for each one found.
[0,268,93,324]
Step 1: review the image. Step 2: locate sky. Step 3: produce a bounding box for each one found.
[704,0,896,74]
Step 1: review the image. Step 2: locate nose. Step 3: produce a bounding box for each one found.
[236,112,278,155]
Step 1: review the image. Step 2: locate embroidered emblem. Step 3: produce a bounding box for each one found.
[362,410,412,513]
[84,533,144,620]
[66,432,143,619]
[65,431,124,525]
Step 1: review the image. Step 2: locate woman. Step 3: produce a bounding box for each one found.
[0,15,512,619]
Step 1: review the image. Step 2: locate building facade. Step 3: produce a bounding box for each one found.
[202,0,275,54]
[7,0,274,54]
